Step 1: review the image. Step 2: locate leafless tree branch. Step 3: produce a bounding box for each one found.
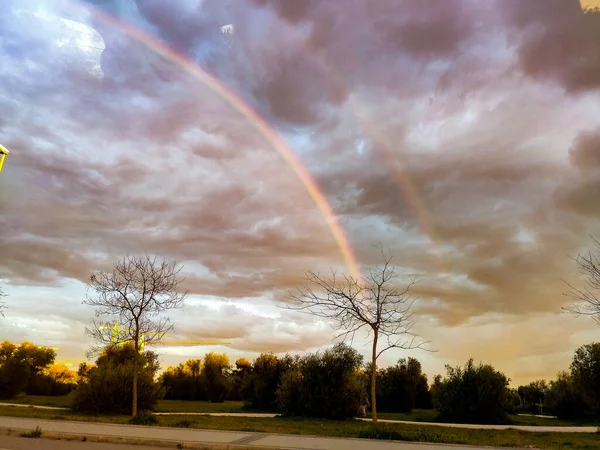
[281,248,434,427]
[563,235,600,326]
[83,253,187,415]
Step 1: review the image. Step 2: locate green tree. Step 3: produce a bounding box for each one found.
[202,353,231,403]
[570,342,600,417]
[0,341,56,399]
[517,380,549,414]
[84,254,187,416]
[374,357,431,413]
[432,358,511,424]
[159,358,206,401]
[229,358,252,401]
[241,353,295,410]
[276,343,365,419]
[72,343,164,415]
[546,371,588,420]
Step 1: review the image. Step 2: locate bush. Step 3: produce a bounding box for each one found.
[546,371,588,420]
[20,426,42,438]
[72,344,164,415]
[375,357,432,413]
[570,342,600,418]
[432,358,511,424]
[241,353,296,410]
[129,410,158,426]
[276,343,366,419]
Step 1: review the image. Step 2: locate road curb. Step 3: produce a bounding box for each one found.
[0,427,294,450]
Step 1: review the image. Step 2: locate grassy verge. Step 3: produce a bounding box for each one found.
[154,399,247,413]
[372,409,600,427]
[0,406,598,449]
[2,395,275,414]
[1,394,74,408]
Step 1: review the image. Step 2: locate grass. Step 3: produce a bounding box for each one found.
[0,405,598,449]
[155,399,247,413]
[5,395,599,427]
[1,393,75,408]
[19,426,42,438]
[371,409,600,427]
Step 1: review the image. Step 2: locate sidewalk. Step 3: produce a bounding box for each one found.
[0,416,505,450]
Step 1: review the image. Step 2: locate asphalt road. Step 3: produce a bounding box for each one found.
[0,435,169,450]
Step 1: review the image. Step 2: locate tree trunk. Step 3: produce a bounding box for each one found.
[371,331,378,427]
[132,341,138,417]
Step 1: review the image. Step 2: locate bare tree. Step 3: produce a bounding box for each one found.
[0,279,6,318]
[84,254,187,416]
[563,236,600,325]
[284,250,432,427]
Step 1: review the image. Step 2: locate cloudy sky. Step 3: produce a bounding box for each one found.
[1,0,600,385]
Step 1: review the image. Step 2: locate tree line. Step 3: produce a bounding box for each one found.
[0,337,598,424]
[1,237,600,425]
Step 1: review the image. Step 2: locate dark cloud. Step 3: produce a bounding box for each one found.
[2,0,600,383]
[503,0,600,93]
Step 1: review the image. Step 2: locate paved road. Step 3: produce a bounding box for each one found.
[0,435,168,450]
[0,416,528,450]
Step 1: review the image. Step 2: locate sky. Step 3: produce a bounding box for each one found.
[1,0,600,386]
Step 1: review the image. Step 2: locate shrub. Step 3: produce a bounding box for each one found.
[276,343,366,419]
[20,426,42,438]
[241,353,296,410]
[570,342,600,418]
[72,344,164,415]
[546,371,588,420]
[374,357,431,413]
[432,358,511,424]
[129,410,158,426]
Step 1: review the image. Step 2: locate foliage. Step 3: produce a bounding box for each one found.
[546,371,588,420]
[570,342,600,417]
[72,343,165,415]
[505,388,521,415]
[276,343,366,419]
[241,353,296,410]
[20,426,42,438]
[228,358,252,401]
[0,341,56,399]
[160,359,206,401]
[517,380,549,415]
[129,410,158,425]
[160,354,232,403]
[203,353,231,403]
[432,358,511,424]
[26,364,78,396]
[77,362,94,381]
[374,357,432,413]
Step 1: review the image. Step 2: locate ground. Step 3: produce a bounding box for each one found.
[0,395,598,449]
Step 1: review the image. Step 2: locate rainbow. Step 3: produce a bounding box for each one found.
[81,6,362,282]
[283,38,448,276]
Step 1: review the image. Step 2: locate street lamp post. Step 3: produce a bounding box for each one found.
[0,144,9,172]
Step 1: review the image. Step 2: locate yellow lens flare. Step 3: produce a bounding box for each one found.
[98,322,231,352]
[0,144,9,173]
